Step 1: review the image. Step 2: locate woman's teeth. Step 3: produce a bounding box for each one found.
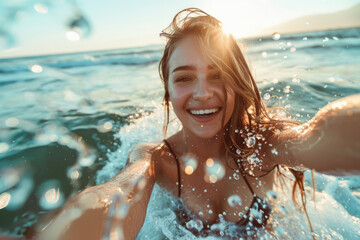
[190,108,219,115]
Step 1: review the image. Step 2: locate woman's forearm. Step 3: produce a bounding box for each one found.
[275,94,360,173]
[37,158,156,240]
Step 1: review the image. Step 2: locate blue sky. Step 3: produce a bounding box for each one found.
[1,0,360,58]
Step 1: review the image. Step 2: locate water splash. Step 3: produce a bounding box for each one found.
[66,14,92,41]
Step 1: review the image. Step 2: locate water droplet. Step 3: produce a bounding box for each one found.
[67,14,92,41]
[0,192,11,209]
[271,148,278,155]
[235,129,239,133]
[67,166,81,180]
[205,160,225,183]
[206,158,214,167]
[227,195,242,207]
[263,93,270,101]
[194,219,203,231]
[246,136,256,148]
[303,37,308,41]
[66,30,81,41]
[272,32,281,41]
[236,149,241,155]
[5,118,19,127]
[247,154,260,165]
[34,3,48,14]
[255,133,262,140]
[290,46,296,52]
[261,51,267,58]
[322,37,329,42]
[0,143,9,153]
[78,153,96,167]
[273,78,279,84]
[39,183,64,210]
[233,173,240,180]
[208,210,213,214]
[183,154,198,175]
[97,120,113,133]
[332,36,339,40]
[29,64,43,73]
[283,86,290,94]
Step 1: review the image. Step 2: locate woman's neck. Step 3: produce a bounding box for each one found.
[175,129,227,163]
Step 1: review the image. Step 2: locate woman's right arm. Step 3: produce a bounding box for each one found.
[36,143,157,240]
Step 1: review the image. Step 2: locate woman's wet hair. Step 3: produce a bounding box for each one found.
[158,8,314,237]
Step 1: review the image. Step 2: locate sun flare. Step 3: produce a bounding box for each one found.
[208,0,269,38]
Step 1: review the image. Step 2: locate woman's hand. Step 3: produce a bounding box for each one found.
[36,143,157,240]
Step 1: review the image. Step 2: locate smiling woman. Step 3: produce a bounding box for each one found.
[30,7,360,240]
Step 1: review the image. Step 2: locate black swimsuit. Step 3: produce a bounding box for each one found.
[163,140,272,238]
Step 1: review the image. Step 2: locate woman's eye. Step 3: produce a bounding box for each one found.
[175,76,193,83]
[209,73,221,81]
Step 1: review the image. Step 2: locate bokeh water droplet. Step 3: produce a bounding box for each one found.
[263,93,270,101]
[97,120,114,133]
[290,46,296,52]
[183,154,198,175]
[67,166,81,180]
[34,3,48,14]
[261,51,267,58]
[272,32,281,41]
[78,153,96,167]
[0,168,20,192]
[205,159,225,183]
[227,194,242,207]
[5,117,19,127]
[29,64,43,73]
[0,142,9,153]
[283,86,291,94]
[67,14,91,41]
[0,192,11,209]
[38,180,64,210]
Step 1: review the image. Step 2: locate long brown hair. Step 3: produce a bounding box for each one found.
[159,8,314,237]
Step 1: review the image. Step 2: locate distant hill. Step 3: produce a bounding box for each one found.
[254,3,360,37]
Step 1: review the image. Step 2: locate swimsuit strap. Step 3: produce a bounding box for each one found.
[163,140,182,198]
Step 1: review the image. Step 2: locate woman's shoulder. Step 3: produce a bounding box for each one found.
[127,141,165,164]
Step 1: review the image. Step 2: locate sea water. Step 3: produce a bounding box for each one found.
[0,28,359,239]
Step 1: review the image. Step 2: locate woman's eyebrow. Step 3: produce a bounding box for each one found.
[172,65,195,73]
[172,65,216,73]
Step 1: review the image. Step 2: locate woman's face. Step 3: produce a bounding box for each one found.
[168,37,235,139]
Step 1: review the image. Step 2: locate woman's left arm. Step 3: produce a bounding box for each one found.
[273,94,360,174]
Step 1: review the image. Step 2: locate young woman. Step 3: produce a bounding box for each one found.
[36,8,360,240]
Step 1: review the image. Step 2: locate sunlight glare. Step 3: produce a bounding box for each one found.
[209,0,269,38]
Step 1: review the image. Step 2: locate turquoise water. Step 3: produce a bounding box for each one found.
[0,28,360,238]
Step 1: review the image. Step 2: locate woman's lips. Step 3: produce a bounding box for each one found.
[187,107,221,122]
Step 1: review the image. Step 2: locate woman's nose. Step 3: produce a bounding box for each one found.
[193,78,213,101]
